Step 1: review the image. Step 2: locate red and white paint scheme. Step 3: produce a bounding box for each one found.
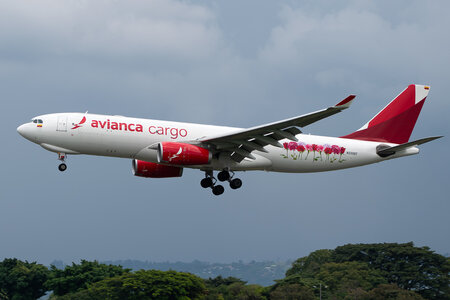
[17,84,441,195]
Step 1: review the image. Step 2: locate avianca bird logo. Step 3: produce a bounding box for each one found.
[71,116,86,130]
[168,147,183,162]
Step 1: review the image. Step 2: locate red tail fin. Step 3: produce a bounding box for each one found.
[341,84,430,144]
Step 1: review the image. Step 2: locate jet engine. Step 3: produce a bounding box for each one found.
[132,160,183,178]
[157,142,211,165]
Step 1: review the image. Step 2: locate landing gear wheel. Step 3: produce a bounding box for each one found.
[58,163,67,172]
[217,170,230,182]
[212,185,225,196]
[57,153,67,172]
[200,177,213,188]
[230,178,242,189]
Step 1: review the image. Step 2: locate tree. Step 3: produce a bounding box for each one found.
[359,284,426,300]
[0,258,50,300]
[284,242,449,300]
[332,242,450,299]
[204,276,247,288]
[56,269,207,300]
[203,276,265,300]
[316,261,387,299]
[45,260,129,296]
[269,284,315,300]
[285,249,333,277]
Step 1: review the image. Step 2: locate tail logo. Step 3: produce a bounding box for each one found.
[168,147,183,162]
[71,116,86,130]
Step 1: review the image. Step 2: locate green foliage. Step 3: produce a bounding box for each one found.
[285,249,333,277]
[317,261,386,291]
[204,276,247,287]
[203,276,266,300]
[268,284,316,300]
[45,260,129,296]
[356,283,426,300]
[284,242,450,300]
[0,258,50,300]
[53,269,207,300]
[2,242,448,300]
[273,275,321,289]
[332,242,450,299]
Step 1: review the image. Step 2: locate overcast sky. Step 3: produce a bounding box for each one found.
[1,0,449,265]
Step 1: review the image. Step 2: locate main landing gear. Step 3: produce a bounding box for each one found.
[58,153,67,172]
[200,169,242,196]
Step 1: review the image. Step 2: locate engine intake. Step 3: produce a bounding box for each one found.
[132,160,183,178]
[157,142,211,165]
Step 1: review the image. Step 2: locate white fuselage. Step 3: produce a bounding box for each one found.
[17,112,419,172]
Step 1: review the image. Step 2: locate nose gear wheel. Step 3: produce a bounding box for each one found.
[57,153,67,172]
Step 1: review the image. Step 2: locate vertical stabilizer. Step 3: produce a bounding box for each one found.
[341,84,429,144]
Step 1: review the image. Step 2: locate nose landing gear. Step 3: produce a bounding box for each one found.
[201,169,242,196]
[58,153,67,172]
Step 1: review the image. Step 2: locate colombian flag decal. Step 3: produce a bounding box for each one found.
[37,124,42,127]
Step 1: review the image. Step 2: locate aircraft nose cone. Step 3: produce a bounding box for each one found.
[17,124,26,136]
[17,124,32,140]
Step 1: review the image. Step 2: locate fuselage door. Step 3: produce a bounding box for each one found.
[56,115,68,132]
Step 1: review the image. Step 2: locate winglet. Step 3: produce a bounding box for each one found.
[335,95,356,109]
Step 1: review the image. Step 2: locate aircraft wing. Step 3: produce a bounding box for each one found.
[199,95,356,162]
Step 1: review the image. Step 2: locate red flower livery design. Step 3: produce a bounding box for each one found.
[71,116,86,130]
[281,141,347,163]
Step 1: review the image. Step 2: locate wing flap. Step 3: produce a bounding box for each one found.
[269,129,299,141]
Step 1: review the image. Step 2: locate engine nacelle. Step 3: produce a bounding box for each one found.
[157,142,211,165]
[132,160,183,178]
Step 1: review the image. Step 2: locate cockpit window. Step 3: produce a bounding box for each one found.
[32,119,37,123]
[38,119,43,124]
[32,119,43,123]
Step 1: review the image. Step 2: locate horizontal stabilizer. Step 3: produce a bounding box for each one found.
[377,136,443,157]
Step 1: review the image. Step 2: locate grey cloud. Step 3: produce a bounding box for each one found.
[258,3,450,97]
[0,0,223,65]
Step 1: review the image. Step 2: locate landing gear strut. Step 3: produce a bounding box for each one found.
[58,153,67,172]
[200,169,242,195]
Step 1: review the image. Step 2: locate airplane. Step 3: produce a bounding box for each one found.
[17,84,442,196]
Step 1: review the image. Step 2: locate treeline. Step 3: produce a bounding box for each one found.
[0,242,448,300]
[98,259,291,286]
